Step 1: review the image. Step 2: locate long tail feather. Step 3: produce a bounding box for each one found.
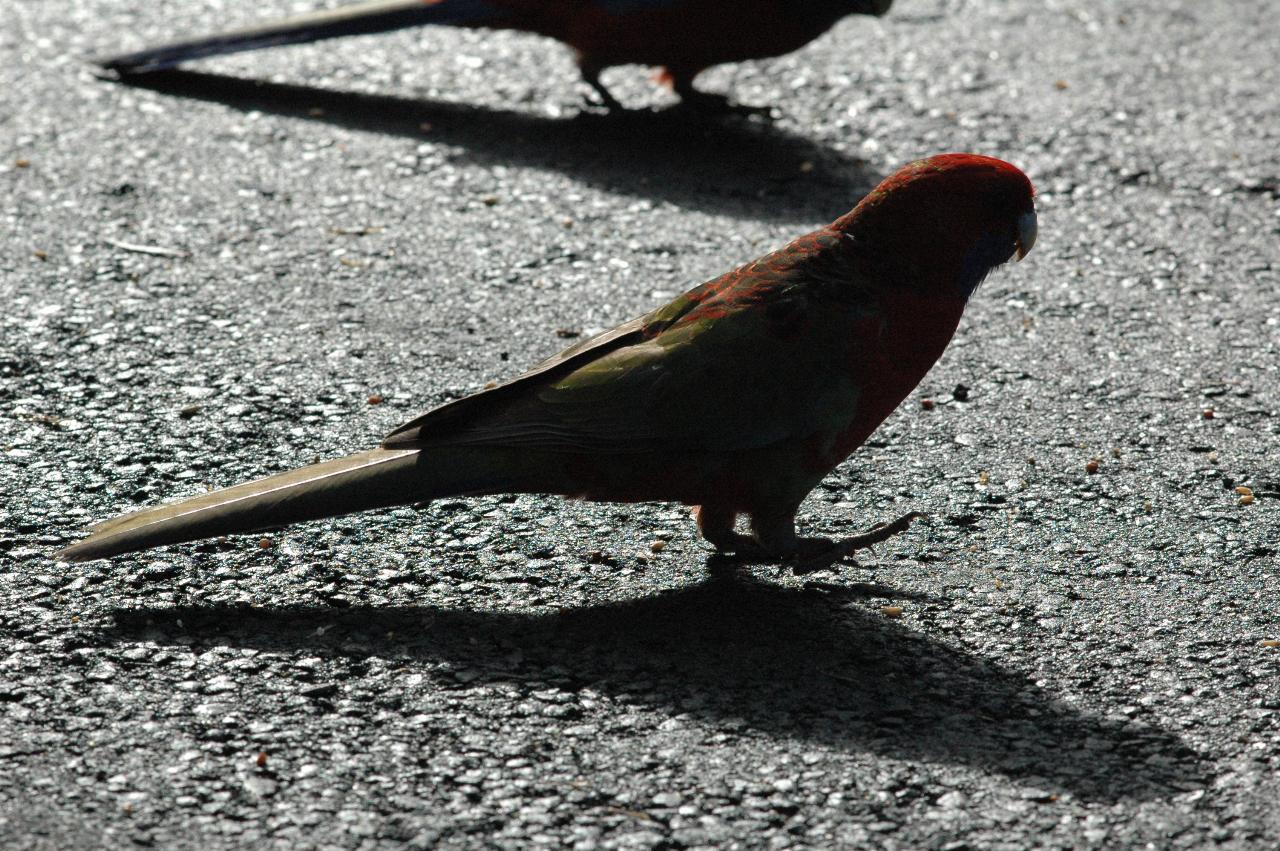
[98,0,500,73]
[57,448,428,562]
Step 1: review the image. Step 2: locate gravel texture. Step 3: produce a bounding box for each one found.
[3,0,1280,847]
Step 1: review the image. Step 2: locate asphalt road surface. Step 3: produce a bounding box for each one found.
[4,0,1280,847]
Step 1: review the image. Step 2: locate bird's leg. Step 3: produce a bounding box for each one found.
[664,68,773,119]
[696,504,755,552]
[734,506,924,575]
[748,508,841,566]
[856,0,895,16]
[578,58,624,111]
[699,503,924,574]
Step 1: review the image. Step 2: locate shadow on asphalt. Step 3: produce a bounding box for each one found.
[108,574,1203,803]
[103,69,879,223]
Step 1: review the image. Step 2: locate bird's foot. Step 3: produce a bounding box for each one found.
[580,72,626,112]
[789,512,926,576]
[672,88,774,120]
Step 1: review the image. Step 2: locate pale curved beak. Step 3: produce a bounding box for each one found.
[1015,210,1038,261]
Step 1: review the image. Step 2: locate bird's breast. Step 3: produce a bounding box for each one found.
[817,291,968,469]
[557,1,841,69]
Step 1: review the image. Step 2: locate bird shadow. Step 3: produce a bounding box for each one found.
[105,69,878,223]
[105,571,1204,803]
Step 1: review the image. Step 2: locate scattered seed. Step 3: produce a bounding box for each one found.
[307,107,325,117]
[179,405,201,419]
[367,394,384,405]
[881,606,904,619]
[1085,458,1100,474]
[1236,486,1253,496]
[104,237,187,258]
[1263,640,1280,648]
[258,538,273,549]
[1239,494,1255,506]
[33,250,48,261]
[14,158,30,168]
[1203,408,1215,419]
[256,751,268,768]
[555,328,580,338]
[650,540,667,553]
[483,381,498,390]
[921,398,935,410]
[329,226,383,236]
[1054,79,1070,90]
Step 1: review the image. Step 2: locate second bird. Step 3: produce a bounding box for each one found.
[98,0,895,108]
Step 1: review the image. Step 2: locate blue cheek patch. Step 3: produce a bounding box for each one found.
[957,230,1016,299]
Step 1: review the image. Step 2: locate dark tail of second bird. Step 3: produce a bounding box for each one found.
[99,0,501,73]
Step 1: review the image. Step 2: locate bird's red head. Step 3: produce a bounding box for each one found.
[836,153,1038,298]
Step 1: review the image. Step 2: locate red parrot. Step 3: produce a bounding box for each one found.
[58,153,1037,568]
[97,0,895,109]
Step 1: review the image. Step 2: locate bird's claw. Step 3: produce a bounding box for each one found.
[707,513,925,575]
[789,512,927,576]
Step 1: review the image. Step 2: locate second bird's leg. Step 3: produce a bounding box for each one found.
[666,69,773,118]
[577,59,624,111]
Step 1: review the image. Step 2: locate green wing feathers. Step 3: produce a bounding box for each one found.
[384,232,873,456]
